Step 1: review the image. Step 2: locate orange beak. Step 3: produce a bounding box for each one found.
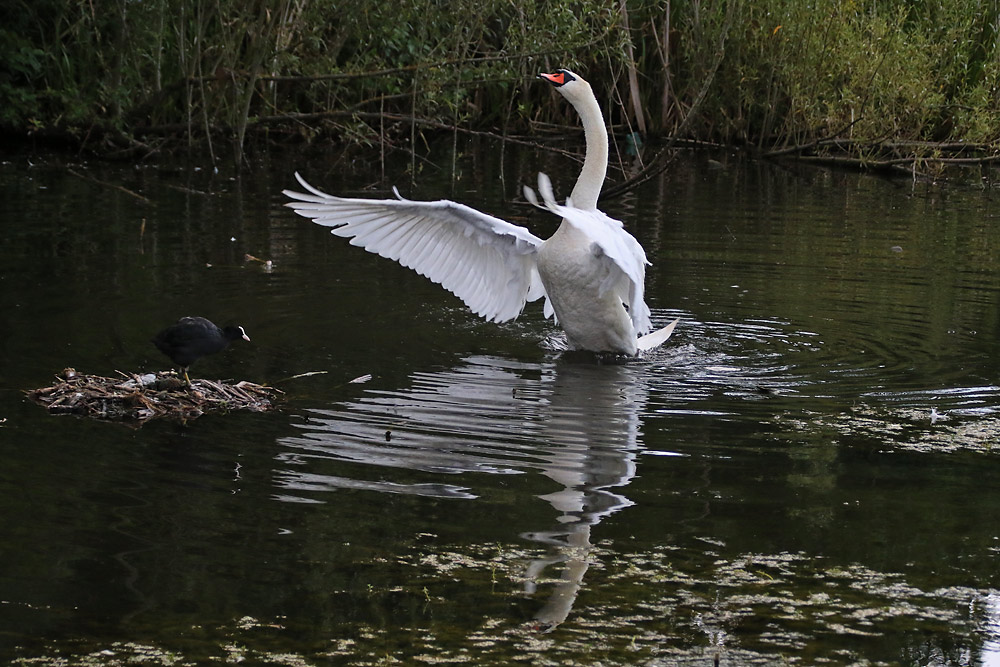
[538,71,567,86]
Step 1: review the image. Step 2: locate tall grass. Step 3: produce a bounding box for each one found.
[1,0,996,164]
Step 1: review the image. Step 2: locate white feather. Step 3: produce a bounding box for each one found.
[284,172,546,323]
[526,174,652,335]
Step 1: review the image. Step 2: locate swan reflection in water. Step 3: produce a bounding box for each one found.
[278,354,663,631]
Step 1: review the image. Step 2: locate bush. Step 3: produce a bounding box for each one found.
[1,0,996,163]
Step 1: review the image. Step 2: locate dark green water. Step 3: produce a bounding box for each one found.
[1,143,999,665]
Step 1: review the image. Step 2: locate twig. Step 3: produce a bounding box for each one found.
[67,169,152,204]
[792,154,933,179]
[253,109,583,161]
[618,0,647,136]
[164,183,212,196]
[257,39,609,84]
[763,118,863,158]
[601,0,736,200]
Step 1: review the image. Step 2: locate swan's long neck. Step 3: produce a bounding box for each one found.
[568,88,608,211]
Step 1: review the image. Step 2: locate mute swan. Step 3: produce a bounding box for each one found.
[283,68,676,355]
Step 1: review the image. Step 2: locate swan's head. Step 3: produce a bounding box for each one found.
[538,69,592,104]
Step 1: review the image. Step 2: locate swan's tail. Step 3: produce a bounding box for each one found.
[637,318,679,352]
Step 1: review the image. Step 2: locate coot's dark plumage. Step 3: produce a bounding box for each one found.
[153,316,250,385]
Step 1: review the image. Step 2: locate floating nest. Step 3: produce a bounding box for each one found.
[27,368,281,422]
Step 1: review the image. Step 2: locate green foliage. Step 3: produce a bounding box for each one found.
[0,30,45,128]
[657,0,1000,149]
[1,0,997,159]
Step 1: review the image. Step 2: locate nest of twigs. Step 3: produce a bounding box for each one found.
[27,368,281,422]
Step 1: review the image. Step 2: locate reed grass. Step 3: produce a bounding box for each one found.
[1,0,996,168]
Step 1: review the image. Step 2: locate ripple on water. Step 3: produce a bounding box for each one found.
[277,302,1000,504]
[640,313,818,408]
[642,310,1000,454]
[277,312,832,506]
[277,354,648,503]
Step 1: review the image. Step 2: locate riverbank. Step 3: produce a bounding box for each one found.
[2,0,997,174]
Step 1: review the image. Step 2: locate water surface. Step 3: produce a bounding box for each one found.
[1,144,999,665]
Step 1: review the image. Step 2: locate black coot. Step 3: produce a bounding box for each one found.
[153,317,250,385]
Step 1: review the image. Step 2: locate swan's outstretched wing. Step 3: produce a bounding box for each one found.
[285,173,546,323]
[524,174,652,334]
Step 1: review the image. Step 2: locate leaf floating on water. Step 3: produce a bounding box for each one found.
[278,370,329,382]
[244,254,274,271]
[273,370,369,387]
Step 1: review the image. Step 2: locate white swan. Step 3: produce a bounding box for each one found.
[283,69,676,355]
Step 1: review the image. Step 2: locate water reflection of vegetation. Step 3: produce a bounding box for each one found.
[14,544,997,665]
[787,405,1000,455]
